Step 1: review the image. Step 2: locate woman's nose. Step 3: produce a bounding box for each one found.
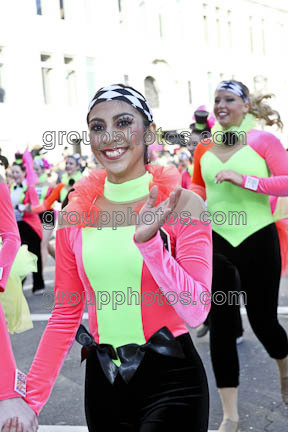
[101,126,119,149]
[217,99,226,109]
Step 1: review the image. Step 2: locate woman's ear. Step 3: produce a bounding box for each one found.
[144,122,157,146]
[147,122,156,136]
[243,102,250,114]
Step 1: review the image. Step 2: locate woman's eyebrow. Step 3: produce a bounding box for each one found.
[88,117,104,124]
[88,112,135,124]
[112,112,135,120]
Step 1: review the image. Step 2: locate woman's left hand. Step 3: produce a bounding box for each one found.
[215,170,243,186]
[134,185,182,244]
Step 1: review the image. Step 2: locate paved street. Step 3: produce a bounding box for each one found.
[10,257,288,432]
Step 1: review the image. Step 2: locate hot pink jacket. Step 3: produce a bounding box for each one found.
[0,183,21,400]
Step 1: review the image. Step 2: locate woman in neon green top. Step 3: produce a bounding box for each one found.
[191,80,288,432]
[3,84,212,431]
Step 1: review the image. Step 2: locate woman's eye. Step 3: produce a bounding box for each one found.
[214,99,220,104]
[117,118,133,128]
[91,123,104,132]
[226,98,234,102]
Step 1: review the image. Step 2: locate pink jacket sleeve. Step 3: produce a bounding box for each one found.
[26,185,40,207]
[0,183,21,400]
[24,228,85,415]
[0,183,21,292]
[241,132,288,196]
[134,220,212,328]
[0,305,22,400]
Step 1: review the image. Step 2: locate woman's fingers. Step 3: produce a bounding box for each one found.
[1,418,22,432]
[32,416,38,432]
[173,186,182,208]
[142,185,158,210]
[166,192,176,211]
[1,418,12,432]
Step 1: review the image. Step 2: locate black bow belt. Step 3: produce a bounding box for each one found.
[75,325,185,384]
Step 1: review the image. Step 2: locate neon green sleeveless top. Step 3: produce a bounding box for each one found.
[81,172,152,365]
[201,145,274,246]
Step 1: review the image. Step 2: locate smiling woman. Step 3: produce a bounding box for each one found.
[4,84,213,431]
[191,79,288,432]
[88,101,151,182]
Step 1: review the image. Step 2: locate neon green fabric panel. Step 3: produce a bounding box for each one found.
[202,145,274,246]
[82,226,146,366]
[104,172,153,202]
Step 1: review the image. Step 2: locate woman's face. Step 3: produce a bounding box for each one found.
[12,165,25,184]
[214,90,249,129]
[88,100,152,183]
[187,131,202,157]
[33,162,43,177]
[65,157,78,175]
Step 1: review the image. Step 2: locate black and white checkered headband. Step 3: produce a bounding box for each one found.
[87,84,153,124]
[216,81,249,103]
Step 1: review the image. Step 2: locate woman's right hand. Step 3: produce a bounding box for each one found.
[0,398,38,432]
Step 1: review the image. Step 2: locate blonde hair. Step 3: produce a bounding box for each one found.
[249,93,283,130]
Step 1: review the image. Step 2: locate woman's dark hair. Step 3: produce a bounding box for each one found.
[12,161,26,172]
[141,117,151,164]
[0,155,9,169]
[61,187,75,209]
[66,154,81,165]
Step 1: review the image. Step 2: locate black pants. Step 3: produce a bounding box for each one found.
[210,223,288,388]
[17,221,45,292]
[85,333,209,431]
[203,272,244,339]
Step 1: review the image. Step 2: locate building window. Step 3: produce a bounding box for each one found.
[0,47,5,103]
[216,18,221,48]
[203,4,208,46]
[203,16,208,45]
[249,17,253,53]
[207,71,213,103]
[64,56,77,105]
[261,19,266,55]
[40,53,53,104]
[227,10,232,48]
[188,81,192,104]
[36,0,42,15]
[0,64,5,103]
[64,56,73,65]
[41,68,53,104]
[144,76,159,108]
[215,7,221,48]
[86,57,96,100]
[159,14,163,38]
[60,0,65,19]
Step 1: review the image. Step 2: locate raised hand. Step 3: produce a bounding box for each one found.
[134,185,182,244]
[0,398,38,432]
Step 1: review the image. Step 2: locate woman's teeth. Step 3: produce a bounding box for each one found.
[104,149,126,157]
[103,148,127,159]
